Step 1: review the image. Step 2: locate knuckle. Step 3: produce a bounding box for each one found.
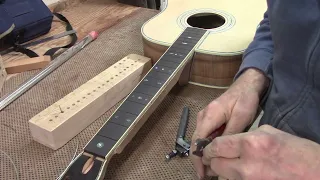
[208,100,220,109]
[243,132,276,151]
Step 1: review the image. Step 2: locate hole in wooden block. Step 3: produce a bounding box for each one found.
[77,100,80,102]
[98,86,101,88]
[49,119,53,121]
[72,103,75,106]
[67,107,70,109]
[102,84,105,86]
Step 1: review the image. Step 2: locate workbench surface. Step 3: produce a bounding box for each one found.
[0,0,222,179]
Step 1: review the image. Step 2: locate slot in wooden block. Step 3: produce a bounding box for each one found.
[5,55,51,74]
[28,54,151,150]
[0,55,7,92]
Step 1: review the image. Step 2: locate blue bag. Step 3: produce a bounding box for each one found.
[0,0,77,57]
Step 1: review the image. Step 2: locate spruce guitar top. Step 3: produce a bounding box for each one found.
[57,0,266,178]
[142,0,266,87]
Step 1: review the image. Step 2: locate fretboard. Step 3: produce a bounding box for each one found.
[83,27,207,158]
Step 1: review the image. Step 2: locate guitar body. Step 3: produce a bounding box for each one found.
[141,0,267,87]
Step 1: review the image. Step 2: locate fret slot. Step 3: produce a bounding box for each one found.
[84,135,116,158]
[142,75,166,88]
[128,91,153,105]
[135,83,160,96]
[118,100,146,115]
[161,54,185,64]
[147,70,171,81]
[98,122,128,141]
[156,60,181,69]
[152,64,175,75]
[109,110,137,127]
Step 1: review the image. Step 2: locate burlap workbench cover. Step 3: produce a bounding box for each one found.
[0,8,222,180]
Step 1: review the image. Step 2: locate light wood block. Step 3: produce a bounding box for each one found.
[0,55,7,93]
[28,54,152,150]
[5,55,51,74]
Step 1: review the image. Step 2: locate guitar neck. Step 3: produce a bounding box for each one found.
[58,27,208,180]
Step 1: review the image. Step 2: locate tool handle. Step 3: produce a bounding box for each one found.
[176,106,189,140]
[209,123,226,140]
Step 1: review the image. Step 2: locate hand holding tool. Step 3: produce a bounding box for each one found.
[192,123,226,157]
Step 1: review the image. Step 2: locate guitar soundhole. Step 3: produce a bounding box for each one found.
[187,13,225,29]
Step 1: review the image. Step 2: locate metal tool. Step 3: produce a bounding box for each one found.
[0,31,98,111]
[192,123,226,157]
[0,30,77,55]
[166,106,191,160]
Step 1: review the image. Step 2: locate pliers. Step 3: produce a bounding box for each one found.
[192,124,226,157]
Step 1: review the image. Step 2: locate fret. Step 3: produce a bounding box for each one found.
[147,70,171,81]
[83,27,207,161]
[156,60,181,69]
[127,91,153,105]
[98,122,128,140]
[135,83,160,96]
[142,76,166,88]
[118,100,146,116]
[153,65,175,75]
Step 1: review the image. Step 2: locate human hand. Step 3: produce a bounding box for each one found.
[201,124,320,180]
[190,68,269,179]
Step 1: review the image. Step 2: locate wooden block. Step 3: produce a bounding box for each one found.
[0,55,7,92]
[28,54,152,150]
[5,55,51,74]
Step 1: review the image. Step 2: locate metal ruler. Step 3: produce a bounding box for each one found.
[0,31,98,111]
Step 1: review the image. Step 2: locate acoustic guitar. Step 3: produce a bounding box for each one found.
[142,0,267,88]
[57,0,266,179]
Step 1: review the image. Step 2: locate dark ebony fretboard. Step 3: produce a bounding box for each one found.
[84,27,207,158]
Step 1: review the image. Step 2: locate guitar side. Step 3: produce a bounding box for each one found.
[141,0,267,87]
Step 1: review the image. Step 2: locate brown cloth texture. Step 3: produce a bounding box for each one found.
[0,9,225,180]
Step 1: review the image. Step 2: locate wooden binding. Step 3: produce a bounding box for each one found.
[0,55,7,93]
[57,27,208,180]
[29,54,152,150]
